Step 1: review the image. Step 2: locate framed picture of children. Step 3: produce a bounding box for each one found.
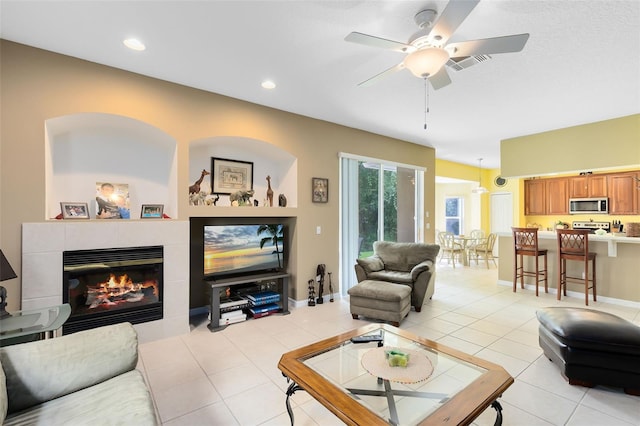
[60,202,90,219]
[140,204,164,219]
[95,182,130,219]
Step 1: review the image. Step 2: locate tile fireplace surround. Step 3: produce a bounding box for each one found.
[21,220,190,343]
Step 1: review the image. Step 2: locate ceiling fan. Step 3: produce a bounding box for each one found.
[345,0,529,89]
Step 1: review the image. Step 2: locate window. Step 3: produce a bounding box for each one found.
[445,197,463,235]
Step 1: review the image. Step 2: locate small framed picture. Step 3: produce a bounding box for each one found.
[211,157,254,195]
[140,204,164,219]
[60,202,90,219]
[312,177,329,203]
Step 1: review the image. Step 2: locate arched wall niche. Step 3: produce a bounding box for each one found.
[45,112,178,219]
[189,136,298,208]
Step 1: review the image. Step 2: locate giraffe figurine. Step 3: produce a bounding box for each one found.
[189,169,210,194]
[266,175,274,207]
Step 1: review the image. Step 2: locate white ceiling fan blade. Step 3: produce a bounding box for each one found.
[357,63,404,87]
[447,33,530,57]
[345,32,413,53]
[429,67,451,90]
[428,0,480,45]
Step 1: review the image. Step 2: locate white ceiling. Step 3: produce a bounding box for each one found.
[2,0,638,169]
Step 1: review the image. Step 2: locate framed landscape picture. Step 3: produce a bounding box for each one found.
[211,157,254,194]
[312,177,328,203]
[140,204,164,218]
[60,202,90,219]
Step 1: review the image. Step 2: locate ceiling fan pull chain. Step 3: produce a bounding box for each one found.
[423,78,429,130]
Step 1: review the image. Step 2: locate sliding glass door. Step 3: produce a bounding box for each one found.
[340,154,424,296]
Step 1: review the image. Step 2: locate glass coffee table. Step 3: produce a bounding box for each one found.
[278,324,513,425]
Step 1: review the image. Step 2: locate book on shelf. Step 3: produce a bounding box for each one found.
[247,291,280,305]
[248,302,280,317]
[251,309,280,319]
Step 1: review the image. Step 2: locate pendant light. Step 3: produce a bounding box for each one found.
[472,158,489,194]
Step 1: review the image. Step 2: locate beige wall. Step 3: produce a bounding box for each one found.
[501,114,640,178]
[0,41,436,310]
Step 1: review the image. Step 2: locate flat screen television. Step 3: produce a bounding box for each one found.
[204,224,285,278]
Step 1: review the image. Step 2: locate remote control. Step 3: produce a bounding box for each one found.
[350,333,383,343]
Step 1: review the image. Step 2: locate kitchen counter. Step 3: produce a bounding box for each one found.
[497,231,640,304]
[517,231,640,257]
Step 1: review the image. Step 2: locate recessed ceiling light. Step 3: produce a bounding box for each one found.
[123,38,146,51]
[261,80,276,89]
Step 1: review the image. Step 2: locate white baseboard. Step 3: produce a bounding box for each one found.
[497,280,640,309]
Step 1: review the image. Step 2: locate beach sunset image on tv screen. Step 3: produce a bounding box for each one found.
[204,224,284,276]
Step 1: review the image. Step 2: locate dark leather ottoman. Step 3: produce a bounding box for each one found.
[536,307,640,395]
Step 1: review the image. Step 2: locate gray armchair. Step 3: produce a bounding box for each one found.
[355,241,440,312]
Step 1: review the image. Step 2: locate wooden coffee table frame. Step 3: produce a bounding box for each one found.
[278,323,513,426]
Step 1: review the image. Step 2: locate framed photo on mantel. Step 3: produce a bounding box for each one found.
[211,157,254,195]
[140,204,164,219]
[60,202,90,219]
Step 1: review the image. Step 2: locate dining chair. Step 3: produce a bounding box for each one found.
[470,233,497,269]
[556,229,597,305]
[512,227,548,296]
[438,232,464,268]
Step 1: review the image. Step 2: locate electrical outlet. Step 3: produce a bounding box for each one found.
[316,226,321,235]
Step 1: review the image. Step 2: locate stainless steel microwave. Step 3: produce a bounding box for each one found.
[569,198,609,214]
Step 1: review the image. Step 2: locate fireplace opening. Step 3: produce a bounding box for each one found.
[63,246,163,334]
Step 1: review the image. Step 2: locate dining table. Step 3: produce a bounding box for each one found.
[454,235,487,266]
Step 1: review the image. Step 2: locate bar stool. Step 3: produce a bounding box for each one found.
[512,227,548,296]
[556,229,597,305]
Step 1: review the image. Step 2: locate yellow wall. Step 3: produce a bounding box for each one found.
[501,114,640,178]
[0,41,436,310]
[435,160,513,234]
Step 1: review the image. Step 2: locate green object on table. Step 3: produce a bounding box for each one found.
[385,349,410,367]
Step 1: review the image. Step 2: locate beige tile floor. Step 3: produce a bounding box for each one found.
[138,264,640,425]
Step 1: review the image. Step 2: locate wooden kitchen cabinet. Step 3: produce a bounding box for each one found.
[524,179,546,215]
[546,178,569,214]
[608,172,639,214]
[569,174,607,198]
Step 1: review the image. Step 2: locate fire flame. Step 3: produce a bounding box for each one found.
[85,273,159,309]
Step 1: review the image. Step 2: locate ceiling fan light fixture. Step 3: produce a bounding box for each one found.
[404,47,449,78]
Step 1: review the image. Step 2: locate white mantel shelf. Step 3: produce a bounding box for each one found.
[498,231,640,257]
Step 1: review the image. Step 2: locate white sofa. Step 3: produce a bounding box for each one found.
[1,322,157,425]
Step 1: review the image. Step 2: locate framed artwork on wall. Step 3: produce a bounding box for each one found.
[312,177,328,203]
[60,202,90,219]
[211,157,254,195]
[140,204,164,218]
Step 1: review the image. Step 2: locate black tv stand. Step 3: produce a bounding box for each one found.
[205,272,290,332]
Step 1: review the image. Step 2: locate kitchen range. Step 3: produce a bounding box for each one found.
[572,221,611,233]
